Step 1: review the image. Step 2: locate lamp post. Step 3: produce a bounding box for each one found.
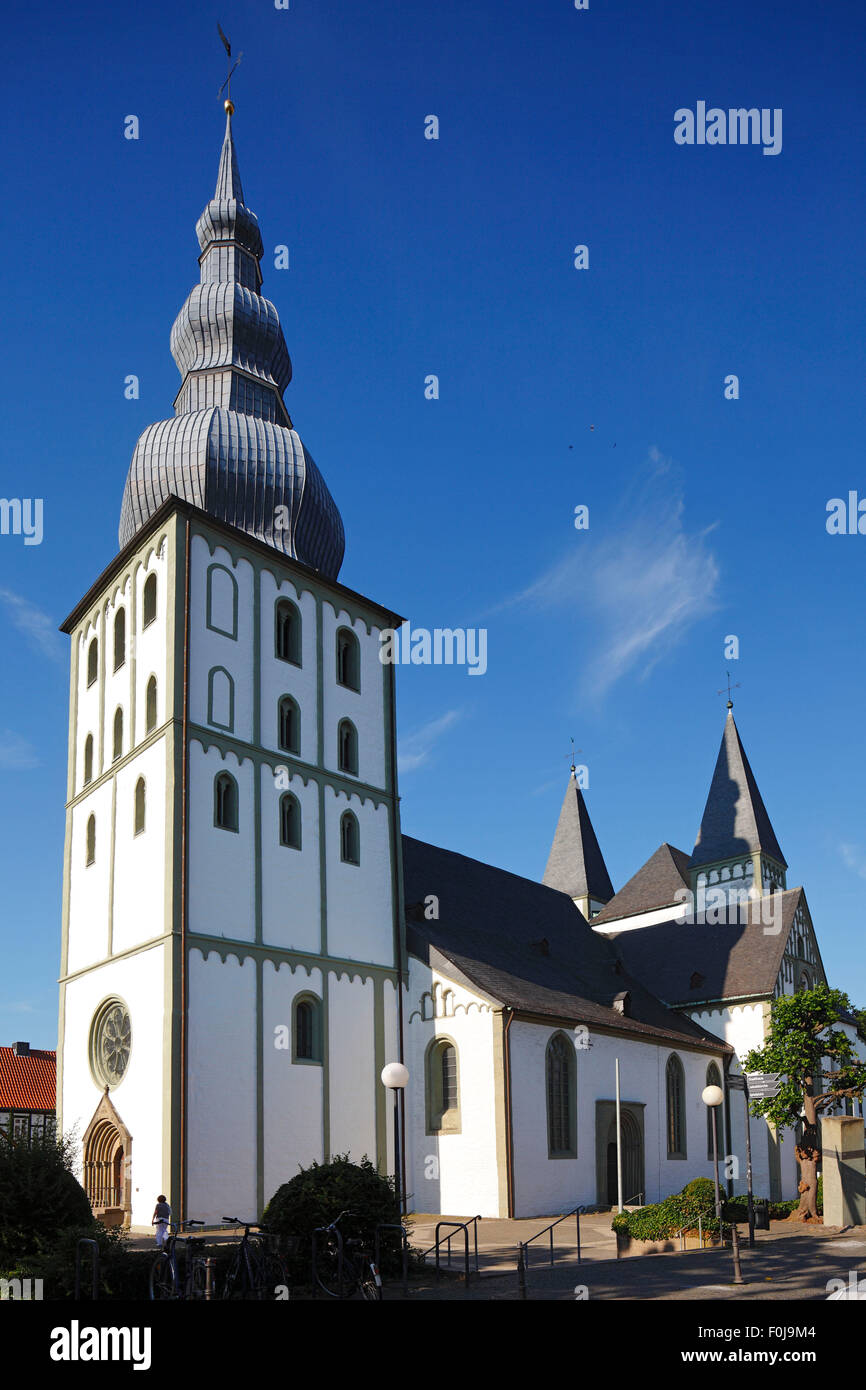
[702,1084,725,1224]
[381,1063,409,1216]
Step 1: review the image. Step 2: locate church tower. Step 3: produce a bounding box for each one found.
[543,770,614,920]
[688,703,787,910]
[56,107,406,1228]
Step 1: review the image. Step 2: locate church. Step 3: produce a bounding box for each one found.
[56,105,859,1229]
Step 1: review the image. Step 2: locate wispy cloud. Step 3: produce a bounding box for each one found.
[398,710,462,773]
[500,449,719,700]
[0,588,63,663]
[0,731,40,770]
[840,844,866,880]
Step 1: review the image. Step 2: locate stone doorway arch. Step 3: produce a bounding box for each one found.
[82,1088,133,1228]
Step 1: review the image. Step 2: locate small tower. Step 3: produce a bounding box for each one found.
[689,705,787,909]
[543,769,614,920]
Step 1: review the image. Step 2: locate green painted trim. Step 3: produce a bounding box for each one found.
[321,971,330,1161]
[107,774,117,957]
[65,721,174,810]
[373,976,386,1170]
[212,771,240,832]
[315,592,324,768]
[188,725,393,808]
[491,1011,510,1216]
[207,666,235,732]
[252,560,262,746]
[205,561,239,639]
[185,936,400,985]
[97,612,105,776]
[424,1034,461,1135]
[318,779,328,956]
[256,956,264,1217]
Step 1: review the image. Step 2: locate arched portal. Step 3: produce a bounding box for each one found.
[606,1109,644,1206]
[82,1090,133,1228]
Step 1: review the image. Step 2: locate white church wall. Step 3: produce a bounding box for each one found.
[103,577,132,765]
[260,572,318,765]
[61,945,167,1229]
[322,604,386,791]
[405,959,502,1217]
[260,765,321,952]
[593,903,690,935]
[327,972,378,1163]
[187,949,257,1224]
[112,738,168,955]
[324,787,393,965]
[67,780,115,974]
[510,1024,727,1216]
[262,961,324,1204]
[189,536,255,744]
[76,615,103,785]
[134,543,170,745]
[188,741,255,941]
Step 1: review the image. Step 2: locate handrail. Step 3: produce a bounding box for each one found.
[623,1191,645,1206]
[420,1215,482,1286]
[516,1206,586,1297]
[374,1223,410,1297]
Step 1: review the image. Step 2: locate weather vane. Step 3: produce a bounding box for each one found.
[217,24,243,111]
[717,672,741,709]
[568,738,583,775]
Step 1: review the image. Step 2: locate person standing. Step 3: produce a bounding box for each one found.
[152,1195,171,1247]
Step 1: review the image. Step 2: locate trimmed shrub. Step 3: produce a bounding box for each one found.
[263,1154,406,1284]
[0,1130,91,1267]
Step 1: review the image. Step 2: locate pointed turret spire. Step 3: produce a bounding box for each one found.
[118,106,345,576]
[543,772,614,919]
[690,709,786,873]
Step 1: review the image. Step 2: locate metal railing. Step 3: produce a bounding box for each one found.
[516,1206,585,1296]
[374,1223,410,1297]
[420,1215,482,1286]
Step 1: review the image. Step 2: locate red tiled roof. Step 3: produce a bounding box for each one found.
[0,1047,56,1111]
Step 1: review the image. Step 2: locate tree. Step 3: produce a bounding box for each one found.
[743,985,866,1222]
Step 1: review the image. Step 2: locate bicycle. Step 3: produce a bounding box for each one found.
[149,1220,209,1300]
[312,1210,383,1301]
[220,1217,288,1300]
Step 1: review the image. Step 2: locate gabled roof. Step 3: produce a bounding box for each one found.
[403,836,729,1053]
[0,1047,56,1111]
[604,887,808,1006]
[592,843,691,925]
[690,709,786,870]
[542,775,614,904]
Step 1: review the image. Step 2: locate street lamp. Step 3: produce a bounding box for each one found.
[381,1062,409,1216]
[702,1084,725,1224]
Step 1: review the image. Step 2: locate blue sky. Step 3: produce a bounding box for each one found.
[2,0,865,1046]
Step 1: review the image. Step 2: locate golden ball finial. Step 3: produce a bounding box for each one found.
[224,99,235,115]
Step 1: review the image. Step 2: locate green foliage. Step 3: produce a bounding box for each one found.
[263,1154,406,1282]
[0,1129,91,1266]
[743,985,866,1133]
[1,1222,151,1301]
[611,1177,721,1241]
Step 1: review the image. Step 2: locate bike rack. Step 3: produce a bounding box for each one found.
[74,1238,100,1301]
[374,1223,410,1297]
[311,1225,345,1300]
[516,1205,586,1296]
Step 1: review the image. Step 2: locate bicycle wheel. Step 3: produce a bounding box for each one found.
[313,1239,355,1299]
[221,1251,247,1300]
[258,1250,289,1300]
[189,1259,209,1300]
[360,1274,382,1301]
[149,1252,178,1300]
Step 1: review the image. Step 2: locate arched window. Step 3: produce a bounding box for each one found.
[336,627,360,692]
[112,707,123,762]
[706,1062,722,1159]
[134,778,146,835]
[206,564,238,639]
[425,1037,460,1133]
[546,1032,576,1157]
[340,810,360,865]
[214,772,239,832]
[278,696,300,755]
[86,814,96,866]
[87,638,98,688]
[145,677,157,733]
[799,969,811,992]
[113,609,126,671]
[666,1054,686,1158]
[293,995,323,1063]
[83,734,94,786]
[275,599,301,665]
[337,719,358,776]
[143,573,157,627]
[207,667,234,731]
[279,793,301,850]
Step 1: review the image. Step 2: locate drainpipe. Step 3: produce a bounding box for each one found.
[503,1008,516,1218]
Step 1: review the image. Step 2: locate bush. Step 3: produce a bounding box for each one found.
[263,1154,406,1285]
[1,1222,151,1301]
[0,1129,91,1267]
[612,1177,720,1241]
